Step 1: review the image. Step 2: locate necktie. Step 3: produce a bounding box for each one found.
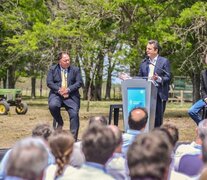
[148,60,155,78]
[148,63,155,78]
[61,69,67,88]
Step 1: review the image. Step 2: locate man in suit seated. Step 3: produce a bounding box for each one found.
[47,52,83,140]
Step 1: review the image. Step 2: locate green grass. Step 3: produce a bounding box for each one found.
[23,97,192,117]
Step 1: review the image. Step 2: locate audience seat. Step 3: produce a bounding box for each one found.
[177,154,203,176]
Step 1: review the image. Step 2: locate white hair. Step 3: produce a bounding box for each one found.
[198,119,207,140]
[6,137,48,180]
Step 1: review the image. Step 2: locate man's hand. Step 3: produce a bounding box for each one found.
[119,72,132,80]
[151,73,159,81]
[59,87,69,98]
[204,98,207,104]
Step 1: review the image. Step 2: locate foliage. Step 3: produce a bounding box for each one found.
[0,0,207,99]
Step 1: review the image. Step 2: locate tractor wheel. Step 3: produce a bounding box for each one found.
[15,102,28,115]
[0,101,10,115]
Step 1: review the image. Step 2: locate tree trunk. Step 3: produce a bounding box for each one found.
[105,71,112,100]
[40,72,43,97]
[2,78,6,88]
[31,76,36,99]
[82,70,90,100]
[94,51,104,100]
[191,73,201,103]
[105,56,114,100]
[8,66,16,88]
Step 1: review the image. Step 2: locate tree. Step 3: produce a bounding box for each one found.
[173,1,207,102]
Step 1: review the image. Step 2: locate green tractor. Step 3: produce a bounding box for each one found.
[0,89,28,115]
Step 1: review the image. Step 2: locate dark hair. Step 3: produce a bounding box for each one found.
[89,116,108,126]
[82,124,116,164]
[152,128,174,150]
[148,40,161,53]
[127,132,172,180]
[128,107,148,130]
[161,123,179,147]
[57,52,69,61]
[32,123,53,141]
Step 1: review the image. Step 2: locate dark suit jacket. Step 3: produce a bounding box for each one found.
[47,64,83,107]
[138,56,171,101]
[201,70,207,99]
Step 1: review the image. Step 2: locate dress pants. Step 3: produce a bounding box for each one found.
[155,95,166,127]
[49,95,80,140]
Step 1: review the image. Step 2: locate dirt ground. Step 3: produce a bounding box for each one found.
[0,104,196,148]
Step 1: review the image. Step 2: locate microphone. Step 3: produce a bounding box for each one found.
[143,55,149,62]
[149,61,170,77]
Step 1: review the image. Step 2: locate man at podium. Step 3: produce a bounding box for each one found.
[138,40,171,127]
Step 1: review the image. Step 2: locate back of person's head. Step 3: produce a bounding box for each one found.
[108,125,123,152]
[127,132,172,180]
[82,124,116,165]
[161,123,179,147]
[202,137,207,163]
[49,130,74,179]
[128,107,148,130]
[88,116,108,127]
[198,119,207,141]
[32,123,53,141]
[6,137,48,180]
[152,128,173,150]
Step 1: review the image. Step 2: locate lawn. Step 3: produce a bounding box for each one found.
[0,99,196,148]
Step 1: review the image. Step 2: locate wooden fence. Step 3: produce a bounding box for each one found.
[21,87,192,104]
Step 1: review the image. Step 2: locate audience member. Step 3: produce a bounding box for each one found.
[185,135,207,180]
[69,116,108,168]
[122,107,148,155]
[106,125,128,180]
[89,116,108,126]
[152,128,189,179]
[199,136,207,180]
[127,132,172,180]
[59,124,116,180]
[0,123,54,179]
[152,128,173,150]
[161,123,179,148]
[174,119,207,171]
[32,123,53,141]
[32,123,55,165]
[44,130,77,179]
[5,137,48,180]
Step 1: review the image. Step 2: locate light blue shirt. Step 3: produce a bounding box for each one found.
[122,129,142,155]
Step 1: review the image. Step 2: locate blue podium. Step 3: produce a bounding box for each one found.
[121,78,157,132]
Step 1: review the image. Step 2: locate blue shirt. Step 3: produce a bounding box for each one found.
[122,129,142,155]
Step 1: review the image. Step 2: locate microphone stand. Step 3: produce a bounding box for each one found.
[149,61,170,78]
